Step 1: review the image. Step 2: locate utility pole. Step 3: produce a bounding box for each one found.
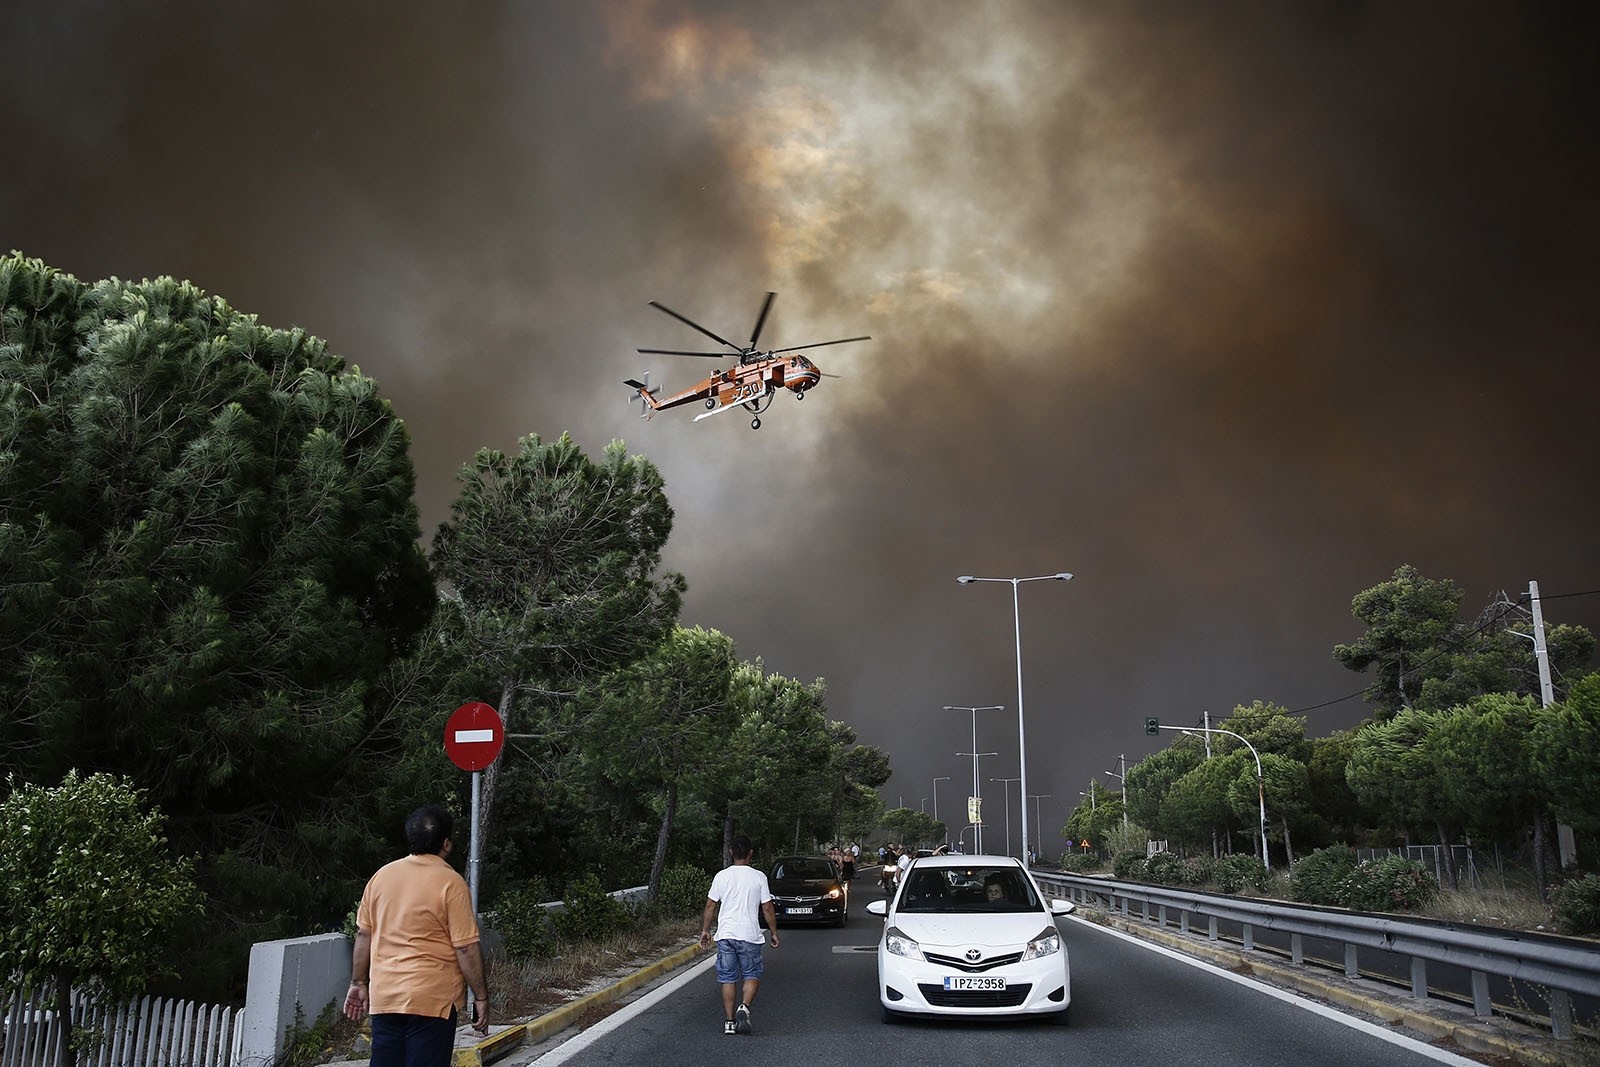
[1530,580,1575,869]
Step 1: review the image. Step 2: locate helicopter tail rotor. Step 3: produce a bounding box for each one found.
[624,372,660,418]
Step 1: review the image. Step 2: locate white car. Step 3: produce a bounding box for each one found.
[865,854,1075,1024]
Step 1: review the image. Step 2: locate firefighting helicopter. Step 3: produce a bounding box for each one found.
[625,292,869,429]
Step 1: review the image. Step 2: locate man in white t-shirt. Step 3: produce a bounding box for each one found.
[699,835,780,1035]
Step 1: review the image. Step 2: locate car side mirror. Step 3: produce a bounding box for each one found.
[866,900,887,916]
[1049,898,1076,916]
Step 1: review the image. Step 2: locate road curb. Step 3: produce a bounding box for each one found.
[1090,913,1576,1067]
[451,943,707,1067]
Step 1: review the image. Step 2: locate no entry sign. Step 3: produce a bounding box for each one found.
[444,701,505,771]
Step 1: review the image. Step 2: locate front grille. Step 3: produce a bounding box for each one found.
[918,983,1032,1008]
[775,895,822,905]
[923,950,1024,973]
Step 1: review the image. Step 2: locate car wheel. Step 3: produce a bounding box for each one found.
[881,1004,901,1025]
[1051,1006,1071,1027]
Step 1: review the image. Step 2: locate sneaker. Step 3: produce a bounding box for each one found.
[723,1020,736,1035]
[734,1004,752,1035]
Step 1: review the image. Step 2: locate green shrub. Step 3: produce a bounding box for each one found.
[1178,856,1213,886]
[1550,874,1600,936]
[496,881,557,961]
[654,864,711,920]
[1341,856,1438,912]
[1213,854,1268,894]
[1145,851,1184,885]
[1058,853,1103,874]
[1112,850,1149,880]
[553,873,630,944]
[1291,845,1358,905]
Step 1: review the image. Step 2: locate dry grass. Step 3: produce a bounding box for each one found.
[1416,886,1555,931]
[490,917,701,1020]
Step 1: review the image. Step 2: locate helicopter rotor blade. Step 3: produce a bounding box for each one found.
[768,335,872,355]
[637,347,727,358]
[818,371,843,379]
[647,301,740,352]
[748,291,777,350]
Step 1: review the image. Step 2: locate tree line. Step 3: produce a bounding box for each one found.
[1065,565,1599,897]
[0,253,888,1002]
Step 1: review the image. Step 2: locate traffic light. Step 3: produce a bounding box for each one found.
[1144,716,1160,735]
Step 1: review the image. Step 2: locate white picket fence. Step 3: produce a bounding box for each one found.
[2,990,242,1067]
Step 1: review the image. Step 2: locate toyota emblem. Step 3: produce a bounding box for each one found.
[964,948,982,962]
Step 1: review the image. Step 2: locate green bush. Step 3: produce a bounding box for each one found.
[1178,856,1213,886]
[1291,845,1358,905]
[1058,853,1103,874]
[1213,854,1268,894]
[553,873,630,944]
[654,864,711,920]
[1550,874,1600,936]
[1112,850,1149,880]
[1145,851,1184,885]
[496,882,557,961]
[1341,856,1437,912]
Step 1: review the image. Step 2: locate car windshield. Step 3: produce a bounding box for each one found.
[773,859,835,880]
[897,865,1040,913]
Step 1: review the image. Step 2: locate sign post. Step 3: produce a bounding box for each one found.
[444,701,505,914]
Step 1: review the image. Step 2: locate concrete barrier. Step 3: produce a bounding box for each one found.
[238,933,351,1067]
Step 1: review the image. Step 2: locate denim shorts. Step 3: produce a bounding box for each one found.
[714,938,764,983]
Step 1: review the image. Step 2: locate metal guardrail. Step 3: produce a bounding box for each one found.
[1033,870,1600,1040]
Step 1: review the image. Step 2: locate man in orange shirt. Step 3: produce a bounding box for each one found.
[344,805,489,1067]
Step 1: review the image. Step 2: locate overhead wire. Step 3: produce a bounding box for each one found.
[1277,585,1600,721]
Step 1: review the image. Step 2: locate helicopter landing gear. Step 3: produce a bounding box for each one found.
[704,397,717,410]
[795,389,805,400]
[750,416,761,429]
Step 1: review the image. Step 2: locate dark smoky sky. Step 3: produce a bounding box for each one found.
[6,0,1599,849]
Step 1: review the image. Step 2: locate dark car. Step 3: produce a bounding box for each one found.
[768,855,848,926]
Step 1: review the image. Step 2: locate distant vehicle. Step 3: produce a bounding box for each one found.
[865,854,1075,1024]
[768,855,847,926]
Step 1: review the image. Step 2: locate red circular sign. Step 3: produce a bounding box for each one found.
[444,701,504,771]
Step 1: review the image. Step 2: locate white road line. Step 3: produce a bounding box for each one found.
[530,954,716,1065]
[1070,916,1484,1066]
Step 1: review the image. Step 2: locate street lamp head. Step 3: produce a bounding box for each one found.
[957,576,975,584]
[1054,572,1074,581]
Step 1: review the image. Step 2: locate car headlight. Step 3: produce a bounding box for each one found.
[1021,926,1061,960]
[884,925,924,961]
[826,887,843,899]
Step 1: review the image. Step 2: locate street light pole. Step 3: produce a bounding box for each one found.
[1028,794,1052,863]
[945,705,1003,854]
[957,572,1074,867]
[1169,725,1270,870]
[956,751,998,851]
[991,776,1022,858]
[932,776,951,826]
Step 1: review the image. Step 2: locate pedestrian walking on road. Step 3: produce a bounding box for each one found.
[345,805,489,1067]
[699,835,780,1035]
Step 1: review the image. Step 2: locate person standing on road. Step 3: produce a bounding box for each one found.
[699,835,780,1035]
[345,805,489,1067]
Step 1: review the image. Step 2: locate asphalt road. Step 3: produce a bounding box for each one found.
[527,876,1485,1067]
